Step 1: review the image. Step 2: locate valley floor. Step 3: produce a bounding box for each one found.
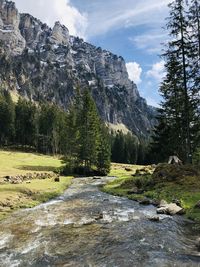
[0,150,72,220]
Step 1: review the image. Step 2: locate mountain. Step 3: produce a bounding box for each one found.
[0,0,156,138]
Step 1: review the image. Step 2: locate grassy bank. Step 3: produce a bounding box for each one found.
[0,150,72,220]
[104,163,200,222]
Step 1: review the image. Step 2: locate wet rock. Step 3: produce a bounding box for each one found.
[139,198,151,205]
[94,212,103,220]
[195,238,200,251]
[148,216,160,222]
[151,199,160,206]
[93,176,101,180]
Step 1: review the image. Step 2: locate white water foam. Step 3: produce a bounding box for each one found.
[0,234,13,249]
[21,240,41,254]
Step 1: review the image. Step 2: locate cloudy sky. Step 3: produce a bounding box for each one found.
[14,0,172,107]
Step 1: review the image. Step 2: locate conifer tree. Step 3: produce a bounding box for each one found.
[15,98,37,147]
[151,0,200,162]
[0,90,15,145]
[97,124,111,175]
[78,89,100,171]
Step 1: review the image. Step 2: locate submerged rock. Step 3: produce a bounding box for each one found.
[148,216,160,222]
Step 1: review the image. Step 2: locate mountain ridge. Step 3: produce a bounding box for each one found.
[0,0,156,138]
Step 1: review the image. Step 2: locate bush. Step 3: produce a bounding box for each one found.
[152,163,199,182]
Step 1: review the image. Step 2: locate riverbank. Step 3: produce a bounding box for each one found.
[103,163,200,222]
[0,150,73,220]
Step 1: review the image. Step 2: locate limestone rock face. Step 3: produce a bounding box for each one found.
[0,0,25,55]
[50,21,69,45]
[0,0,157,138]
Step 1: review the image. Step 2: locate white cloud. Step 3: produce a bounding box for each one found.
[85,0,171,37]
[14,0,88,38]
[126,62,142,84]
[130,31,167,55]
[147,61,166,82]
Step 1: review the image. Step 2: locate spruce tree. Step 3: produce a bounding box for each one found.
[151,0,200,162]
[97,124,111,175]
[15,98,37,148]
[78,89,100,171]
[0,90,15,146]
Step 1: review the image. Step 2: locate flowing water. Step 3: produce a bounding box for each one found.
[0,176,200,267]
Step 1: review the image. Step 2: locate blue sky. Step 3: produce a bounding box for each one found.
[14,0,172,107]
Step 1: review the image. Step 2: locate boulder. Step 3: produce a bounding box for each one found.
[172,198,182,207]
[157,202,184,215]
[159,199,168,207]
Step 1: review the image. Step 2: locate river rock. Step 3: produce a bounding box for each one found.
[172,198,182,207]
[148,216,160,222]
[139,198,151,205]
[93,176,101,180]
[159,199,168,207]
[195,238,200,251]
[157,202,184,215]
[94,212,103,220]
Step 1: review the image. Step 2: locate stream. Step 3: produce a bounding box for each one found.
[0,176,200,267]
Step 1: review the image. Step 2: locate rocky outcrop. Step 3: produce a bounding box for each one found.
[0,0,157,138]
[0,0,25,54]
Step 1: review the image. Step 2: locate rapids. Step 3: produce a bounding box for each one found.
[0,177,200,267]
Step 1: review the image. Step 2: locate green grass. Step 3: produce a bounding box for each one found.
[0,150,63,177]
[0,150,72,221]
[104,163,200,222]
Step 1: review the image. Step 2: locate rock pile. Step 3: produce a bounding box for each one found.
[3,172,58,184]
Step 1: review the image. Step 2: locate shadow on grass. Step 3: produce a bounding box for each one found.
[16,165,57,172]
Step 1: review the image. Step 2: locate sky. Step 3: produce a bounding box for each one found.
[13,0,172,107]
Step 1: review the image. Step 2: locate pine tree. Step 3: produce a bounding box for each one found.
[78,89,100,171]
[97,124,111,175]
[37,103,65,154]
[151,0,200,162]
[0,90,15,146]
[187,0,200,152]
[15,98,37,148]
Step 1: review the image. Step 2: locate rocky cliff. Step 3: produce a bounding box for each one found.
[0,0,156,138]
